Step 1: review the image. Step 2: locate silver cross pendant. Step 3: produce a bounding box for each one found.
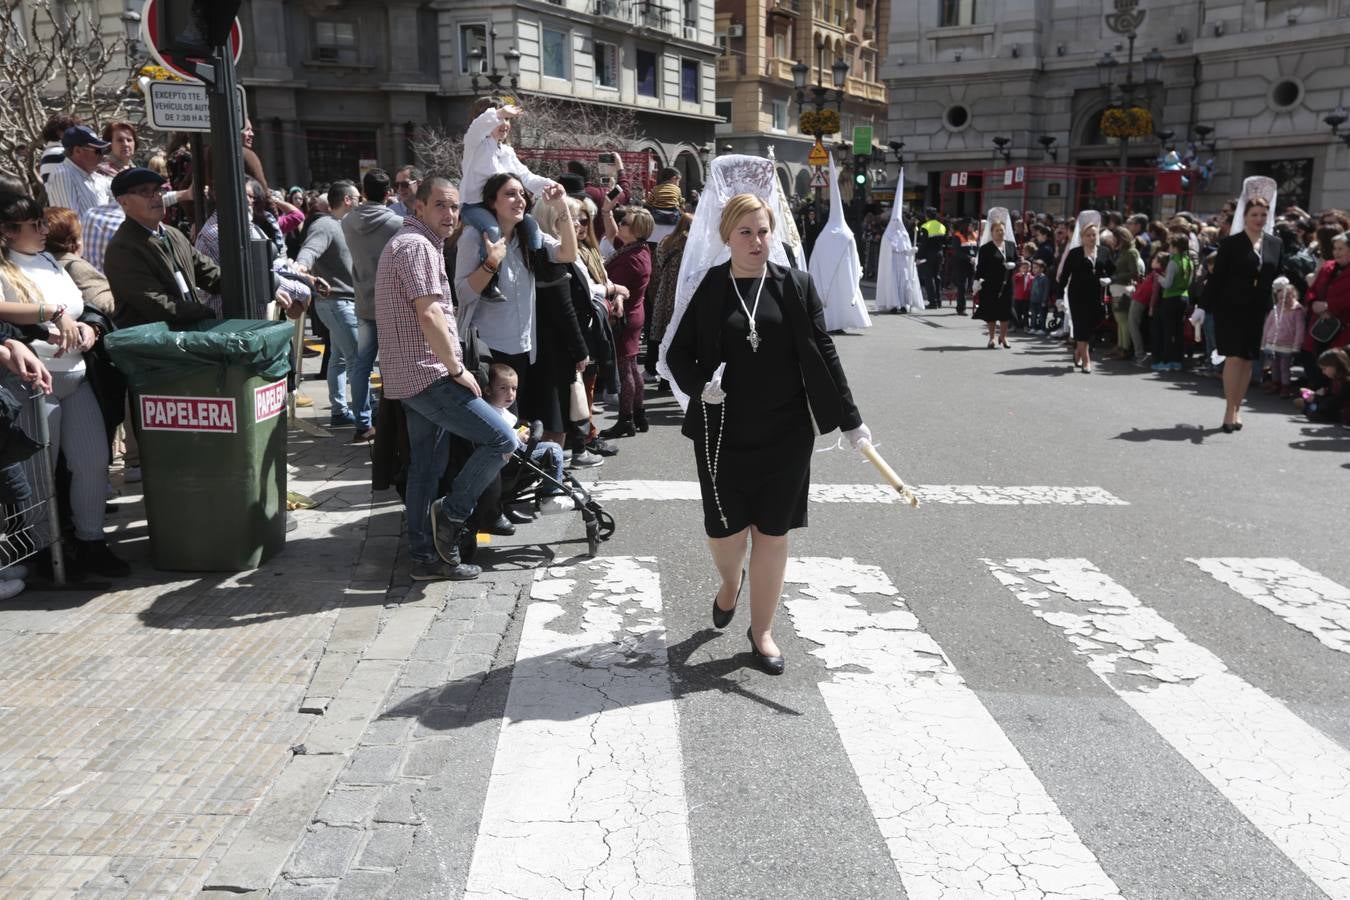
[747,329,761,352]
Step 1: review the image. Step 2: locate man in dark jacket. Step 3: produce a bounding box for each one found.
[103,168,219,328]
[341,168,403,432]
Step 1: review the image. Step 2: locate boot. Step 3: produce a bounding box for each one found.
[632,409,649,433]
[429,499,481,578]
[600,417,636,439]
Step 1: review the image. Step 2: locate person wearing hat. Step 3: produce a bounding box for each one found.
[103,167,219,329]
[45,126,113,219]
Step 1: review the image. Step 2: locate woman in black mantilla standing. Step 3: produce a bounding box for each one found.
[1194,177,1283,432]
[664,192,870,675]
[973,207,1017,348]
[1057,210,1112,373]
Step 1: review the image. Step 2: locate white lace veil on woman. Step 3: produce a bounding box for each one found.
[656,154,796,411]
[1230,176,1277,237]
[1057,209,1102,280]
[978,207,1012,249]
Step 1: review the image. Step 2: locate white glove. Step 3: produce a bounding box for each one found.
[1190,308,1205,331]
[1004,261,1016,270]
[1098,277,1112,286]
[701,362,727,405]
[844,424,872,450]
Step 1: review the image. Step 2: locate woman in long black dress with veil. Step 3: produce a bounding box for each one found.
[973,208,1017,348]
[665,192,868,675]
[1057,210,1112,373]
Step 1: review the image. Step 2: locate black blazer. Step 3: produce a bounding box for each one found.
[1201,232,1284,313]
[1056,246,1113,306]
[976,240,1017,301]
[666,261,862,439]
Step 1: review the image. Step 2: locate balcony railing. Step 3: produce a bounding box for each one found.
[591,0,628,20]
[635,1,673,30]
[768,0,801,15]
[716,55,746,76]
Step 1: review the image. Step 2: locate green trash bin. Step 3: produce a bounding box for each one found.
[105,319,294,571]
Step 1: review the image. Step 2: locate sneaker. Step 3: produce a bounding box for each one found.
[0,578,25,601]
[539,494,574,515]
[330,412,357,428]
[585,438,618,457]
[294,394,314,408]
[1167,362,1184,372]
[569,449,604,469]
[72,539,131,578]
[123,466,142,483]
[0,564,28,581]
[351,426,376,443]
[410,558,480,581]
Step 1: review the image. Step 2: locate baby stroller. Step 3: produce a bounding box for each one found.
[490,419,616,561]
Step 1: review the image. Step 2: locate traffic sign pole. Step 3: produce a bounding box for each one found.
[206,39,264,321]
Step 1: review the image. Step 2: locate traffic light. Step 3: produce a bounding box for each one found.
[853,155,869,190]
[159,0,242,55]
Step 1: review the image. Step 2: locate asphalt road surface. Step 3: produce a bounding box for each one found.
[396,302,1349,900]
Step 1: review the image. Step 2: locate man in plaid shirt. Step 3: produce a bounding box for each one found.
[78,202,125,274]
[375,176,516,581]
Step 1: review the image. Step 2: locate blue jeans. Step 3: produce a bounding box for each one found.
[531,441,565,494]
[314,298,371,427]
[402,377,517,562]
[462,204,542,257]
[350,316,379,420]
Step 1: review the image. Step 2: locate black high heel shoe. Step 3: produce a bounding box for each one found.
[746,627,785,675]
[712,572,743,629]
[1221,422,1236,433]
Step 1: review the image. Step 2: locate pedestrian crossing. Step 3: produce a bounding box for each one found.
[462,553,1350,899]
[588,479,1129,506]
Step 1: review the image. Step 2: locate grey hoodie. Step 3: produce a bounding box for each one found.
[296,215,355,301]
[341,202,403,320]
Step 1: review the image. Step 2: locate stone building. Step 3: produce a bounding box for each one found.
[884,0,1350,218]
[237,0,719,189]
[714,0,890,200]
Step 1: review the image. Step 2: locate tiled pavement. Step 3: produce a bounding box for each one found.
[0,360,561,897]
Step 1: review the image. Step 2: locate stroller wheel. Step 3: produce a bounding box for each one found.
[586,520,600,558]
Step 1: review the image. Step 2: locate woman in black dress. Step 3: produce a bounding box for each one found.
[1197,185,1282,431]
[973,209,1017,348]
[1057,211,1112,372]
[665,193,867,675]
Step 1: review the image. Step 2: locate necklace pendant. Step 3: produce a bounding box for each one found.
[747,329,761,352]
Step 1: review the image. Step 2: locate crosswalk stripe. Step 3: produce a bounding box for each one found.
[985,558,1350,899]
[464,557,694,899]
[783,557,1122,900]
[1188,557,1350,656]
[588,479,1128,506]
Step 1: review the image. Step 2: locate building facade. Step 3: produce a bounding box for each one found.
[884,0,1350,218]
[238,0,719,189]
[714,0,890,201]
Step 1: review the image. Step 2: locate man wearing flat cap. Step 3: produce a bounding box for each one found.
[45,125,114,218]
[103,168,219,329]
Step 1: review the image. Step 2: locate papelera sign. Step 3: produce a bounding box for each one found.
[141,394,238,433]
[140,0,243,84]
[254,379,287,424]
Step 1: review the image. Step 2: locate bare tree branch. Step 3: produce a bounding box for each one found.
[0,0,136,195]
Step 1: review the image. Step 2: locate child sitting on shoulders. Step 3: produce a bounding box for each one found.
[486,364,573,514]
[460,96,561,301]
[1260,277,1304,397]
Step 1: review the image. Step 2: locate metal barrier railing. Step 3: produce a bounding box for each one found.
[2,377,67,585]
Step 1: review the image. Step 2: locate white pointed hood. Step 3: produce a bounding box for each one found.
[874,169,924,313]
[807,154,870,331]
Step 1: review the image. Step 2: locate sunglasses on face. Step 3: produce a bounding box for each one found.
[396,181,416,189]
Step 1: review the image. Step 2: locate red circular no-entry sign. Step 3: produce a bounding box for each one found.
[140,0,243,84]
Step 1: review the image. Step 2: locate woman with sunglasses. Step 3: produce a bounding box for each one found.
[0,191,129,577]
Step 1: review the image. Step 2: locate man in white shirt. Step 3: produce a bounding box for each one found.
[44,126,113,219]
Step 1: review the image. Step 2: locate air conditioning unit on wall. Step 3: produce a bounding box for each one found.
[728,24,745,37]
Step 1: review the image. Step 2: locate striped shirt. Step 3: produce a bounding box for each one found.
[44,158,112,219]
[374,217,461,400]
[79,203,125,274]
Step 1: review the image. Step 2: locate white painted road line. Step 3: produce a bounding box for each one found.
[985,558,1350,900]
[783,557,1122,900]
[1188,557,1350,656]
[588,479,1128,506]
[464,557,694,899]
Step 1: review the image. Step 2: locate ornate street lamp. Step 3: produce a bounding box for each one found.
[1098,0,1163,209]
[469,29,520,93]
[792,56,849,217]
[992,136,1012,164]
[1038,134,1058,161]
[1326,105,1349,142]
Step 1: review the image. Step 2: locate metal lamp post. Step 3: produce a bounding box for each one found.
[469,30,521,94]
[1098,5,1164,210]
[792,56,849,218]
[1326,106,1350,147]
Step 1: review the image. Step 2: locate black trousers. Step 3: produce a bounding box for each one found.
[1158,297,1186,364]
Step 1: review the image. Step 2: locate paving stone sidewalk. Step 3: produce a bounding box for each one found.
[0,362,561,897]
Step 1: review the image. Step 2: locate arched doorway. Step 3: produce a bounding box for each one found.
[795,168,811,199]
[777,167,792,202]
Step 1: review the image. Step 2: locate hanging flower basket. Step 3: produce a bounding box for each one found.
[1100,106,1153,139]
[799,108,840,136]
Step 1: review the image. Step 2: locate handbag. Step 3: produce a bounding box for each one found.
[1310,315,1342,345]
[568,372,589,422]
